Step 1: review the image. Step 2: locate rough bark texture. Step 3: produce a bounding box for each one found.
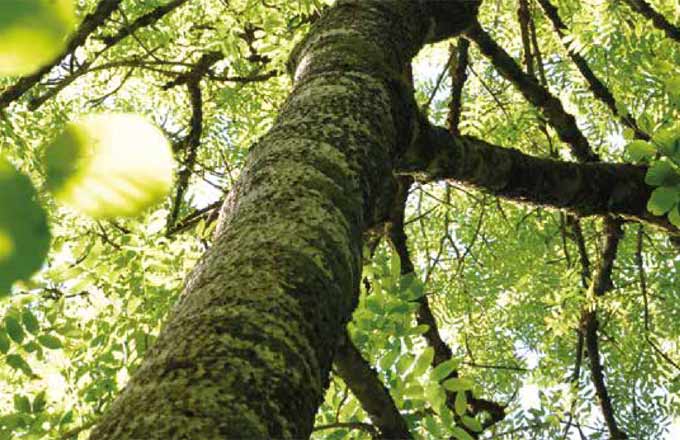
[89,1,479,438]
[399,125,679,234]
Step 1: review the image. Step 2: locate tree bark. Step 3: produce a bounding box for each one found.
[89,1,479,438]
[399,124,679,235]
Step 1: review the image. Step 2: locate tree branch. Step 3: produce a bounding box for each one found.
[582,219,628,439]
[99,0,191,47]
[621,0,680,43]
[464,20,598,162]
[166,79,206,229]
[333,332,412,440]
[517,0,535,78]
[0,0,123,109]
[387,177,506,435]
[398,124,679,235]
[26,0,191,110]
[538,0,650,141]
[447,38,470,135]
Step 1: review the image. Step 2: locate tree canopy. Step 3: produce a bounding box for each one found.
[0,0,678,439]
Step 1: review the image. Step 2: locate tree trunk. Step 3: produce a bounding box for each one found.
[89,1,479,438]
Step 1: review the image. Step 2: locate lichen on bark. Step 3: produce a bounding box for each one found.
[89,1,479,439]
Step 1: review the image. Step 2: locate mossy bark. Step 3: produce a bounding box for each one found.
[89,1,478,438]
[400,125,679,235]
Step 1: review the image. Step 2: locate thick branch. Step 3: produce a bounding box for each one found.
[166,200,222,237]
[518,0,535,78]
[621,0,680,43]
[581,219,627,439]
[387,178,505,434]
[333,333,412,440]
[538,0,650,141]
[100,0,190,46]
[167,81,204,229]
[583,312,627,439]
[398,125,679,235]
[464,21,598,162]
[0,0,123,109]
[26,0,191,110]
[418,0,482,43]
[447,38,470,135]
[590,219,624,298]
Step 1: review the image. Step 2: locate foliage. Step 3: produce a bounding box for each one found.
[0,0,678,439]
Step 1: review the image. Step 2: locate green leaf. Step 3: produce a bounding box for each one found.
[0,159,51,294]
[37,335,62,350]
[5,317,24,344]
[412,347,434,377]
[546,414,561,428]
[626,140,656,162]
[669,204,680,227]
[0,0,76,76]
[450,426,475,440]
[44,114,176,219]
[21,309,39,335]
[425,383,446,410]
[6,354,33,377]
[403,383,424,399]
[0,331,9,354]
[379,346,400,370]
[22,341,40,353]
[365,295,383,315]
[386,302,411,315]
[13,394,30,413]
[431,359,458,382]
[652,128,680,160]
[664,76,680,98]
[647,186,680,215]
[32,391,46,413]
[409,324,430,335]
[461,415,482,433]
[400,273,425,300]
[390,253,401,280]
[645,160,680,186]
[454,391,468,416]
[443,377,474,392]
[396,353,415,375]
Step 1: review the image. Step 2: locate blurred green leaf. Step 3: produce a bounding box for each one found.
[626,140,656,162]
[647,186,679,215]
[412,347,434,377]
[461,415,482,433]
[5,317,24,344]
[37,335,62,350]
[645,160,680,186]
[0,159,50,294]
[6,354,33,377]
[669,204,680,227]
[443,377,474,392]
[21,309,39,335]
[0,0,76,76]
[451,426,475,440]
[454,391,468,416]
[44,114,175,219]
[0,331,9,354]
[13,394,30,413]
